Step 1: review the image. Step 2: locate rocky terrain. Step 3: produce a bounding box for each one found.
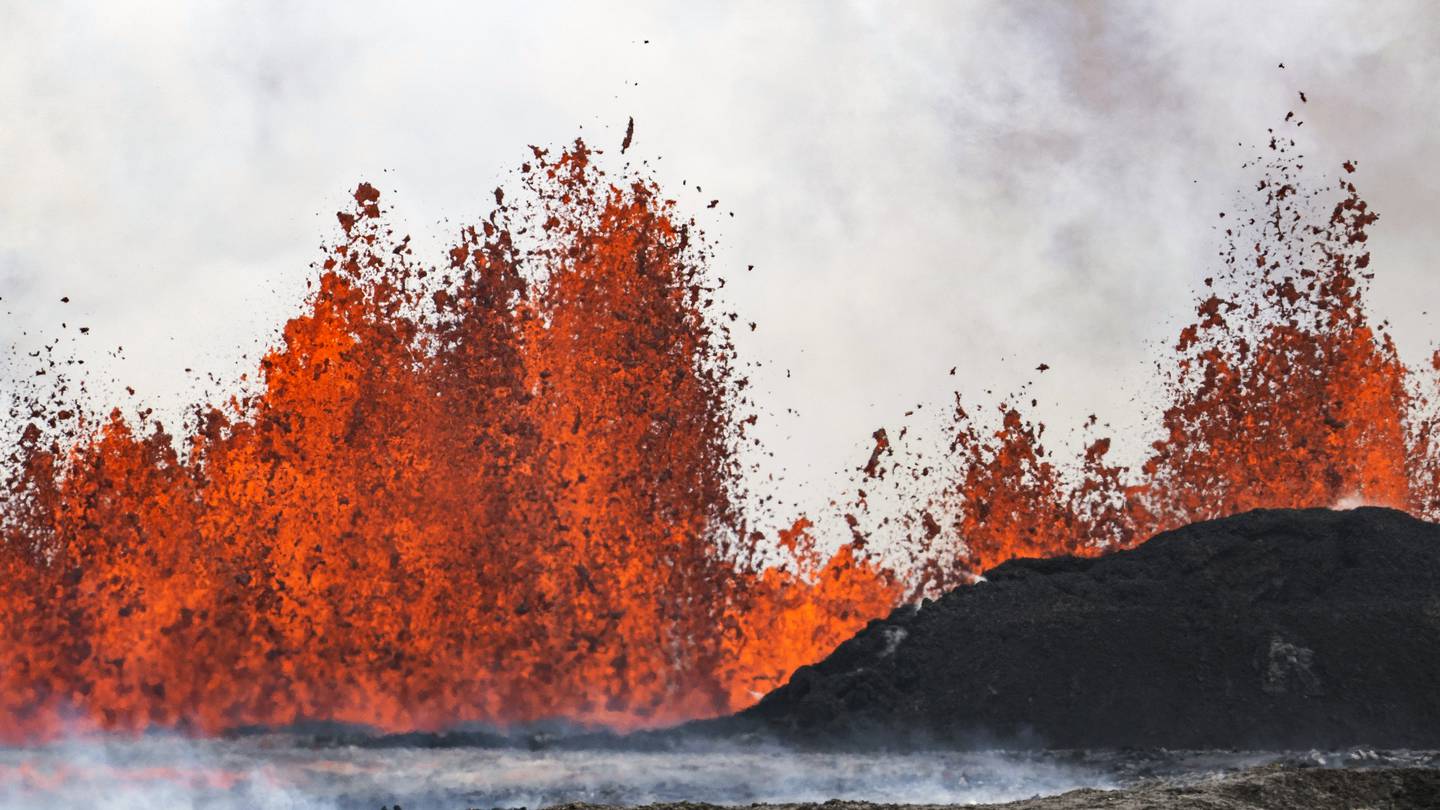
[546,762,1440,810]
[729,507,1440,749]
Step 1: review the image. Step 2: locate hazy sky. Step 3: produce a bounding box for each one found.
[3,1,1438,516]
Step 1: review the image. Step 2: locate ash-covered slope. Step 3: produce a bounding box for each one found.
[737,507,1440,749]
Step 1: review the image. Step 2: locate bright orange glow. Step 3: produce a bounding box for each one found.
[2,130,1435,742]
[0,143,899,742]
[903,135,1435,588]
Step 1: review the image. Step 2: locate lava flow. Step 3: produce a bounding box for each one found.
[2,117,1438,743]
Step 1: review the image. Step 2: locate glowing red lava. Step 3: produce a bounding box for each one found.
[2,122,1434,742]
[0,143,897,741]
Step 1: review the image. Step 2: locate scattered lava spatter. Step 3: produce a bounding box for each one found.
[894,119,1438,590]
[3,116,1438,741]
[0,141,899,742]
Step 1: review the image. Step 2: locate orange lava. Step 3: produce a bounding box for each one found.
[898,125,1437,588]
[0,142,899,742]
[2,121,1436,742]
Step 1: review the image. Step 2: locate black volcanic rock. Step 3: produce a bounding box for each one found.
[736,507,1440,749]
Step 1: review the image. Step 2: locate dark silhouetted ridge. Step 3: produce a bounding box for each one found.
[736,507,1440,749]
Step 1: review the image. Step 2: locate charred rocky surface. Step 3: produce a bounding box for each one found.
[546,763,1440,810]
[728,507,1440,749]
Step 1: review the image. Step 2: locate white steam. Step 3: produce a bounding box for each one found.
[0,735,1120,810]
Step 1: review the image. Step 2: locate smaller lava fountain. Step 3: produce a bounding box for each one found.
[875,120,1440,591]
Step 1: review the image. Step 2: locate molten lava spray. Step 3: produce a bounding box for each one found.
[2,119,1437,742]
[0,142,898,741]
[887,123,1439,590]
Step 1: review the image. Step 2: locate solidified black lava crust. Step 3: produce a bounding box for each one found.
[734,507,1440,749]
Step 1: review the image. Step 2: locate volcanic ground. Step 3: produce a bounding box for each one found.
[8,507,1440,809]
[715,506,1440,751]
[554,761,1440,810]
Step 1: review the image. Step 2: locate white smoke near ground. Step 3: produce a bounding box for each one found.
[0,736,312,810]
[1333,493,1380,510]
[3,735,1415,810]
[0,735,1127,810]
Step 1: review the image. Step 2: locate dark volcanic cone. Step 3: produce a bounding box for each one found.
[735,507,1440,749]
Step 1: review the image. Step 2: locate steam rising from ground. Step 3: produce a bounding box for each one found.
[0,737,1122,809]
[9,736,1429,810]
